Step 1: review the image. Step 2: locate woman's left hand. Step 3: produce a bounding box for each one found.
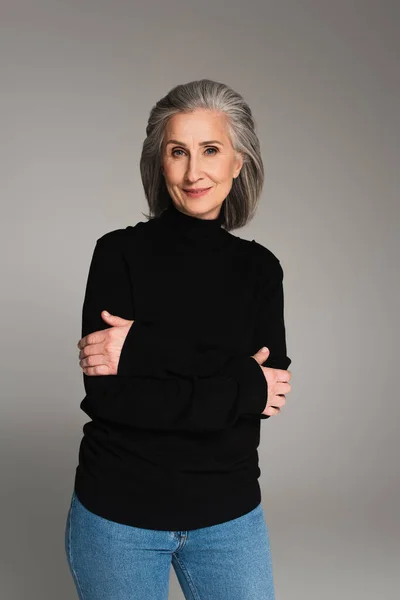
[77,311,133,375]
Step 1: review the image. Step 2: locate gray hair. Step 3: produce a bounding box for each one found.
[140,79,264,231]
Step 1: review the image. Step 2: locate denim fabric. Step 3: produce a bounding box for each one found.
[64,489,275,599]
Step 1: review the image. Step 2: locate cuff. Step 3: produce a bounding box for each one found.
[220,355,268,417]
[117,321,159,377]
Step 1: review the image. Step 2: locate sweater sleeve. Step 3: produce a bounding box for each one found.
[79,232,267,433]
[251,253,292,420]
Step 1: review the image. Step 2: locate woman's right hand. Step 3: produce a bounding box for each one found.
[251,347,292,416]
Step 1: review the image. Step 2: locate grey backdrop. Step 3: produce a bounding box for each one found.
[1,1,399,599]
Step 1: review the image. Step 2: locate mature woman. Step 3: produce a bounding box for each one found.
[65,79,292,600]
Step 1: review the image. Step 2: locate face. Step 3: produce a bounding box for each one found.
[161,109,244,220]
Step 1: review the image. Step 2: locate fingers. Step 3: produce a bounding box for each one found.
[81,364,112,376]
[275,381,292,395]
[263,369,292,417]
[79,354,108,369]
[264,406,281,416]
[268,394,286,409]
[274,368,292,382]
[77,330,108,349]
[79,346,114,374]
[79,353,108,370]
[78,341,106,360]
[77,328,119,375]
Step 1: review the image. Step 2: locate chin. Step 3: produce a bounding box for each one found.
[194,203,224,219]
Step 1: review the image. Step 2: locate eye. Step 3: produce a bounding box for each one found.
[171,148,185,157]
[171,147,219,158]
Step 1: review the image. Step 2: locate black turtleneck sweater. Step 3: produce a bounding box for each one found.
[74,199,291,530]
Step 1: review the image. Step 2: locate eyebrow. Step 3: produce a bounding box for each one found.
[165,139,224,147]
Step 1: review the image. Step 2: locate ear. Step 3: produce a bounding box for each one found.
[233,152,244,178]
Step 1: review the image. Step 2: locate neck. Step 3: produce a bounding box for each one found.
[167,198,224,225]
[158,197,228,251]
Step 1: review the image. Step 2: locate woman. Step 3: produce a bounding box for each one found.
[65,79,292,600]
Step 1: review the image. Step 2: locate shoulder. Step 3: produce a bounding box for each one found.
[249,241,285,294]
[95,216,154,249]
[248,239,282,273]
[223,233,285,297]
[227,232,282,270]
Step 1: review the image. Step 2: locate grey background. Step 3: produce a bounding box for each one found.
[1,1,399,599]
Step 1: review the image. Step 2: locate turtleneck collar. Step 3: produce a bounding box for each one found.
[158,198,228,251]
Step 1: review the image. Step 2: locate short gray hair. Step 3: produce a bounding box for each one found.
[140,79,264,231]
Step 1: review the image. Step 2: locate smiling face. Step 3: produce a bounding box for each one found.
[161,109,244,220]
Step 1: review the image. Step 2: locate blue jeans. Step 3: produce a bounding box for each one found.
[64,489,275,599]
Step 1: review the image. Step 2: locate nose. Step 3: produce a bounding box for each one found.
[185,155,203,183]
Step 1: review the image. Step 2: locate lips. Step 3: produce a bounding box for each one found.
[183,187,212,198]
